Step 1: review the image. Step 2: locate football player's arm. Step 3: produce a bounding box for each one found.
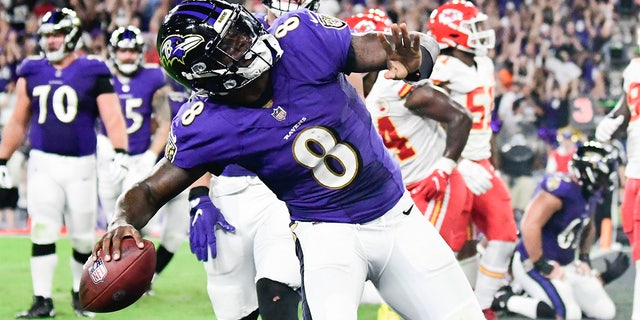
[346,24,439,80]
[404,82,471,162]
[0,77,30,159]
[520,190,562,276]
[149,85,172,156]
[95,158,207,261]
[596,94,631,142]
[96,76,128,151]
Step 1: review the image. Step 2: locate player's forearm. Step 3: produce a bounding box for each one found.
[521,225,544,262]
[442,106,472,162]
[0,122,27,159]
[149,121,170,156]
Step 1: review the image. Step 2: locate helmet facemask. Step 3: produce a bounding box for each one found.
[38,8,81,63]
[109,26,145,76]
[569,142,617,198]
[159,2,283,95]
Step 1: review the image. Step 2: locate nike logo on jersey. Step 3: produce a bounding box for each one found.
[402,205,414,216]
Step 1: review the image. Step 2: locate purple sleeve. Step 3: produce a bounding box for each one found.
[269,10,352,79]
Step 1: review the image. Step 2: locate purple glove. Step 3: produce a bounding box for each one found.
[189,187,235,262]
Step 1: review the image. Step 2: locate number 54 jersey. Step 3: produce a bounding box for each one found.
[166,10,405,224]
[430,55,495,161]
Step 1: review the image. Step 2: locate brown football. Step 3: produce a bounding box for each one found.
[79,237,156,312]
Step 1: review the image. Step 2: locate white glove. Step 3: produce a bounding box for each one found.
[109,150,129,184]
[458,159,493,195]
[138,150,159,174]
[595,115,625,142]
[0,160,13,188]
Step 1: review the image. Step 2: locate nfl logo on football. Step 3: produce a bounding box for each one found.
[89,259,108,284]
[272,106,287,121]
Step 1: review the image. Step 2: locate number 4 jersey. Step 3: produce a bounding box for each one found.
[166,10,405,224]
[18,55,112,156]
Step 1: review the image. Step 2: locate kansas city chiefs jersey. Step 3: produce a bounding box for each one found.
[430,55,495,161]
[365,73,446,185]
[622,58,640,178]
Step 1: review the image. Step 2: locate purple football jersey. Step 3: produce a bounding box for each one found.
[17,55,112,156]
[111,65,166,155]
[166,10,404,223]
[516,173,600,266]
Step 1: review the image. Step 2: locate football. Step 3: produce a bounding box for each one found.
[79,237,156,313]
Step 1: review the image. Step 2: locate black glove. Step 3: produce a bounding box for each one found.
[600,252,630,285]
[578,253,591,268]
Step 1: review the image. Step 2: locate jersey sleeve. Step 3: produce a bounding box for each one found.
[429,55,454,85]
[270,10,351,79]
[16,57,39,78]
[540,173,572,199]
[165,99,230,174]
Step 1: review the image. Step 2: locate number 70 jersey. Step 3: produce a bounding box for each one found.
[17,55,112,157]
[430,55,495,161]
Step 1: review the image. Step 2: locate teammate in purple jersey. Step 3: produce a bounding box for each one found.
[91,0,483,319]
[492,142,621,319]
[97,26,172,223]
[0,8,128,319]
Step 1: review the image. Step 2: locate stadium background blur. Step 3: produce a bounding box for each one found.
[0,0,636,318]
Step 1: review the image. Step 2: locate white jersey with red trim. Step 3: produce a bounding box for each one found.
[430,55,495,161]
[622,58,640,178]
[365,72,446,185]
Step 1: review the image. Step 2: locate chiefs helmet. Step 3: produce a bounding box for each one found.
[427,0,495,56]
[157,0,282,95]
[344,9,392,33]
[569,141,618,197]
[38,8,82,62]
[109,26,145,76]
[262,0,319,17]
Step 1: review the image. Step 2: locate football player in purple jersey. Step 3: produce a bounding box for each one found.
[91,0,483,319]
[186,1,319,319]
[0,8,128,319]
[97,25,190,297]
[491,142,620,319]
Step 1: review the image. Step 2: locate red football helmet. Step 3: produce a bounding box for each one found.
[427,0,495,56]
[344,9,392,33]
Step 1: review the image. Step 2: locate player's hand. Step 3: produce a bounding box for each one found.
[109,149,129,183]
[189,187,235,262]
[92,220,144,262]
[378,23,420,80]
[138,150,158,173]
[411,157,456,201]
[0,159,13,189]
[600,252,630,285]
[458,159,493,195]
[595,115,624,142]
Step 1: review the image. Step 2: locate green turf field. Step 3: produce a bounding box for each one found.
[0,236,379,319]
[1,236,634,319]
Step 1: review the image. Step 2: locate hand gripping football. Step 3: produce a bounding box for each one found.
[79,237,156,312]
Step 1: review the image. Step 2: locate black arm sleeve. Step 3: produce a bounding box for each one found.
[93,75,115,96]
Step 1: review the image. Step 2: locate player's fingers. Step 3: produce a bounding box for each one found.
[412,33,420,52]
[102,233,113,262]
[391,24,402,50]
[400,24,411,49]
[377,32,392,55]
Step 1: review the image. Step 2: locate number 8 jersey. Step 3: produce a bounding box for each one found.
[17,55,113,156]
[430,54,495,161]
[167,10,405,224]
